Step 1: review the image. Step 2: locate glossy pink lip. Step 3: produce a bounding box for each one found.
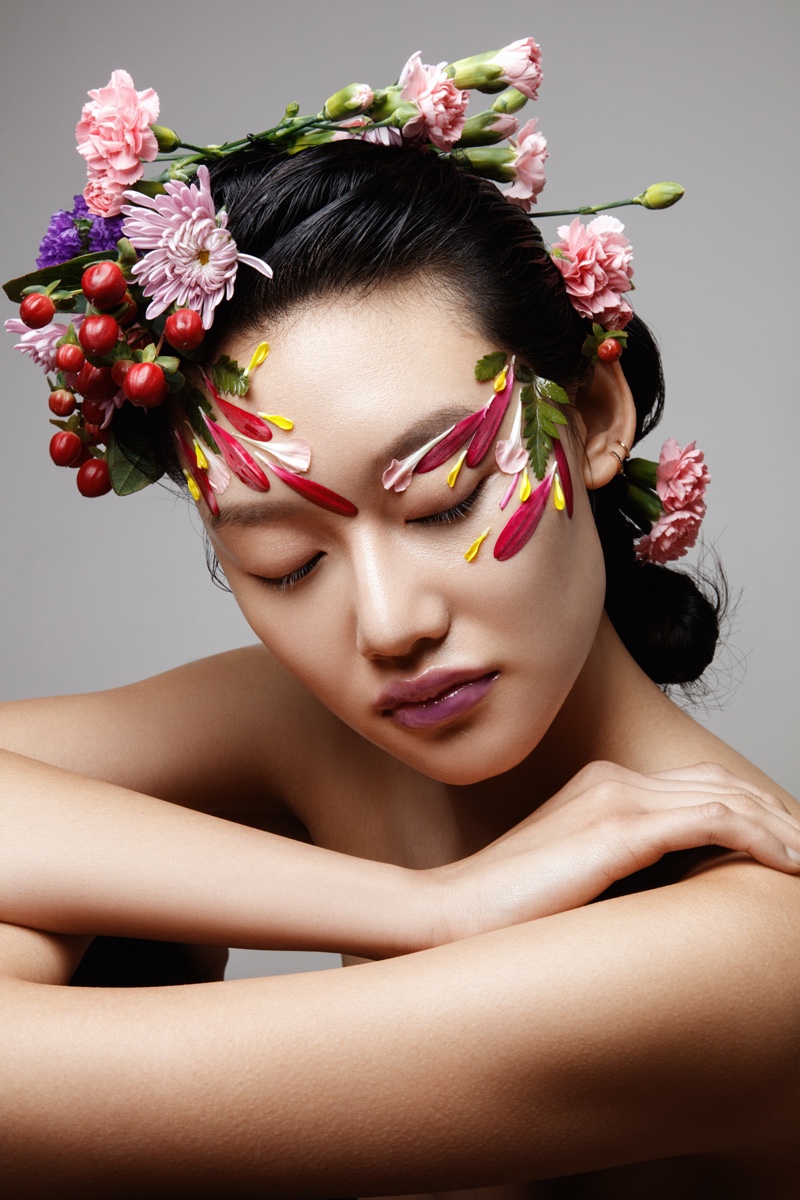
[376,668,499,730]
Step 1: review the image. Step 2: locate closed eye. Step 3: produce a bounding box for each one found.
[409,479,486,526]
[257,552,325,592]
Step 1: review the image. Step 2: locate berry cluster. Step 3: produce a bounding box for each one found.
[17,258,206,498]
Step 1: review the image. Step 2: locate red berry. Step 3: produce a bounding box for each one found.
[79,313,120,357]
[48,388,77,416]
[597,338,623,363]
[83,423,106,446]
[81,261,127,309]
[111,359,133,388]
[115,292,138,327]
[124,361,168,408]
[76,458,112,497]
[55,343,85,373]
[80,397,107,424]
[20,292,56,329]
[49,430,83,467]
[75,361,118,399]
[164,308,205,352]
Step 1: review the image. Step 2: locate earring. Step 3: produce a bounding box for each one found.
[610,437,630,474]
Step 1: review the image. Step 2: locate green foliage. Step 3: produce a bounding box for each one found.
[474,351,508,381]
[105,403,165,496]
[520,374,572,480]
[208,354,249,397]
[3,251,115,304]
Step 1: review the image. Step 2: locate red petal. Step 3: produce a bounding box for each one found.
[203,375,273,441]
[415,408,485,473]
[267,462,358,516]
[173,429,220,515]
[553,438,573,517]
[493,474,553,561]
[203,416,271,492]
[465,364,515,467]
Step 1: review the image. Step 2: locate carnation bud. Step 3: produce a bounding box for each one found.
[626,457,659,490]
[388,101,421,129]
[456,110,519,147]
[367,86,402,122]
[323,83,375,121]
[633,182,685,210]
[446,51,504,92]
[150,124,181,153]
[457,145,516,183]
[128,179,168,200]
[490,87,528,115]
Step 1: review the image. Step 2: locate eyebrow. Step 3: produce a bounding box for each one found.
[382,404,477,465]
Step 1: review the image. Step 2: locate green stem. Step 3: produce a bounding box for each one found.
[535,198,635,218]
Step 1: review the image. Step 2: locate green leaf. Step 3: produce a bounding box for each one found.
[3,251,115,304]
[539,402,568,426]
[106,431,165,496]
[522,399,554,481]
[155,355,181,375]
[515,363,534,384]
[474,351,508,382]
[537,377,570,406]
[208,354,249,397]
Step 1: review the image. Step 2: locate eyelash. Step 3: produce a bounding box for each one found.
[258,480,487,592]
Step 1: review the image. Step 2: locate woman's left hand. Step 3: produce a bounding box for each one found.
[432,760,800,943]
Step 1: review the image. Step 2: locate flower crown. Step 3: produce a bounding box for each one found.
[3,38,704,563]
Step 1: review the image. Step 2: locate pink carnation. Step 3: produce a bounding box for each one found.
[551,215,634,329]
[491,37,543,101]
[505,118,548,210]
[76,69,160,217]
[399,52,469,150]
[635,507,704,565]
[655,439,710,513]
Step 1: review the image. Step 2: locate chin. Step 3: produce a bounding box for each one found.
[370,720,543,787]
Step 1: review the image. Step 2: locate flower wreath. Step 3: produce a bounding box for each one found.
[3,38,706,564]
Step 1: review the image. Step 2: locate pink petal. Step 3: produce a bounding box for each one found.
[204,380,274,442]
[465,364,515,467]
[203,416,271,492]
[494,474,553,561]
[266,462,358,517]
[552,439,574,518]
[252,437,312,475]
[499,471,521,511]
[415,408,486,473]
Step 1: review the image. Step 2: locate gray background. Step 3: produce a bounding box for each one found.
[2,0,797,981]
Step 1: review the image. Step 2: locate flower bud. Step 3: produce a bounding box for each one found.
[456,110,519,147]
[128,179,168,200]
[367,86,403,122]
[388,101,422,130]
[446,51,505,92]
[457,146,516,183]
[323,83,375,121]
[490,87,528,114]
[150,124,181,152]
[626,457,658,489]
[633,182,685,210]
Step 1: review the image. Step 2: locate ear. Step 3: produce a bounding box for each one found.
[572,360,637,490]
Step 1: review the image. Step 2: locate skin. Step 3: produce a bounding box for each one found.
[0,282,798,1198]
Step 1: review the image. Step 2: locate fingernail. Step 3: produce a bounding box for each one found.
[785,846,800,865]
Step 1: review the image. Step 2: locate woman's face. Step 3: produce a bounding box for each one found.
[205,283,607,785]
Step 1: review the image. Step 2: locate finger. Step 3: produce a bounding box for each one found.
[617,780,800,846]
[647,762,789,813]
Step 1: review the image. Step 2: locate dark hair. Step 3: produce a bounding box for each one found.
[165,140,721,686]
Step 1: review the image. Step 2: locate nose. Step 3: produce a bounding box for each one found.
[353,533,451,661]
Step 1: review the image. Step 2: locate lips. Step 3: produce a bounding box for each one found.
[376,667,499,730]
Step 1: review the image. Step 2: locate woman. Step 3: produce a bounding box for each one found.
[1,43,799,1198]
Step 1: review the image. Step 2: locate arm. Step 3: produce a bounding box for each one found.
[2,861,798,1196]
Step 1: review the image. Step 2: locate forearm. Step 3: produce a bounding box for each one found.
[0,749,439,959]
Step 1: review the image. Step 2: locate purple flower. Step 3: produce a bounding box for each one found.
[36,196,124,268]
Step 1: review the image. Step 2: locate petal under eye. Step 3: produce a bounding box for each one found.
[258,552,325,592]
[410,479,486,526]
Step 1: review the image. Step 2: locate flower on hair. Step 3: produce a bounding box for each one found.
[504,118,548,210]
[448,37,543,101]
[655,438,709,512]
[36,195,124,269]
[121,165,273,329]
[551,215,634,330]
[398,53,469,151]
[4,315,84,373]
[634,507,704,565]
[76,70,160,217]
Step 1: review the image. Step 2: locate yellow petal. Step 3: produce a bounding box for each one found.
[258,412,294,431]
[183,470,201,503]
[447,450,468,489]
[493,366,508,392]
[464,527,491,563]
[553,474,565,510]
[193,440,208,471]
[519,472,531,502]
[246,342,270,374]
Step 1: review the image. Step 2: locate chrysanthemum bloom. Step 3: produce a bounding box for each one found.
[76,70,160,216]
[551,215,634,329]
[398,52,469,150]
[656,439,710,513]
[5,316,84,373]
[504,119,549,210]
[121,166,272,329]
[635,506,705,564]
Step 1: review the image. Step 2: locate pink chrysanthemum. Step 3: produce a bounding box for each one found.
[121,166,272,329]
[5,315,84,373]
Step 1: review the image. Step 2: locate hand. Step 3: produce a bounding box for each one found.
[434,761,800,943]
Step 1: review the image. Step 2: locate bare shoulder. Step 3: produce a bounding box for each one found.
[0,644,356,821]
